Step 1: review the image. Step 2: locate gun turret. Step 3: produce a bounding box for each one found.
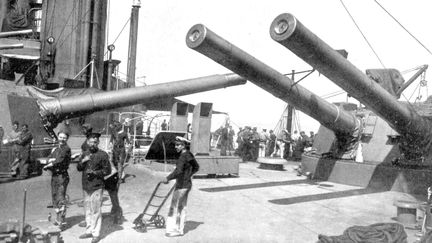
[38,73,246,136]
[269,13,432,159]
[186,24,359,138]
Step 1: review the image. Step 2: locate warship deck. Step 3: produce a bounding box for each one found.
[0,159,423,242]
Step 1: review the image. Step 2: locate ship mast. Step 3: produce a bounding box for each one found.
[126,0,141,88]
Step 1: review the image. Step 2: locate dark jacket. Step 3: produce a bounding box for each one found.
[48,144,71,175]
[16,130,32,159]
[167,150,200,189]
[77,148,111,193]
[110,130,129,150]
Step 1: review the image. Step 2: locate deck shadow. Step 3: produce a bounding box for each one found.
[184,221,204,234]
[200,179,314,192]
[269,187,386,205]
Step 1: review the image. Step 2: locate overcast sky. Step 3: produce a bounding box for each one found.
[106,0,432,133]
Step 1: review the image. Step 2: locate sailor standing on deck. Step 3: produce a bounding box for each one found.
[44,131,71,229]
[16,124,33,179]
[77,132,111,243]
[161,136,200,237]
[7,121,21,175]
[106,121,129,224]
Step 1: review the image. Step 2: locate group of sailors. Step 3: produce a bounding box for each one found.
[41,121,197,242]
[214,124,315,162]
[41,122,129,243]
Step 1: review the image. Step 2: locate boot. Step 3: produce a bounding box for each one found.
[55,206,67,230]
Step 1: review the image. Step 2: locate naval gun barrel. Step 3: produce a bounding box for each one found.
[269,13,432,152]
[186,24,358,136]
[38,73,246,132]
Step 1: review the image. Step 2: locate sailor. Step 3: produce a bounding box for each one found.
[110,121,129,183]
[43,131,71,229]
[235,127,244,156]
[250,127,260,161]
[258,128,269,158]
[280,129,292,159]
[265,130,276,157]
[161,136,200,237]
[219,123,229,156]
[77,132,111,243]
[240,126,253,161]
[75,124,93,228]
[6,121,21,175]
[106,121,129,224]
[228,125,235,155]
[161,119,168,131]
[16,124,33,179]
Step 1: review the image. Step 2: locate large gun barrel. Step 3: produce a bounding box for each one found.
[186,24,359,136]
[269,13,432,154]
[38,73,246,133]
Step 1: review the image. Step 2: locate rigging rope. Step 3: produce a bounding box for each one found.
[339,0,386,68]
[321,90,346,99]
[56,0,78,48]
[57,8,92,49]
[374,0,432,57]
[47,0,56,37]
[104,17,131,57]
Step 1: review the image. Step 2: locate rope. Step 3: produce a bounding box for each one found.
[104,17,131,58]
[321,90,346,99]
[55,0,77,47]
[374,0,432,57]
[401,65,426,74]
[57,8,92,49]
[339,0,386,68]
[47,0,56,37]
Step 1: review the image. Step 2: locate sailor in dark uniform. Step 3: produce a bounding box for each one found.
[77,132,111,243]
[106,121,129,224]
[44,131,71,229]
[162,136,200,237]
[16,124,33,179]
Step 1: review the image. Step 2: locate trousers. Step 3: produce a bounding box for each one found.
[166,188,190,235]
[84,189,103,237]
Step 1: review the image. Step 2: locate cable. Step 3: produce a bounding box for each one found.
[401,65,425,74]
[374,0,432,57]
[104,17,131,57]
[339,0,386,68]
[57,8,92,49]
[321,90,347,99]
[47,0,56,37]
[55,0,77,46]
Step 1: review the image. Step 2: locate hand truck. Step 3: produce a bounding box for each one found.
[133,182,176,232]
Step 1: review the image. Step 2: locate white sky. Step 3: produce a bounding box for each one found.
[106,0,432,133]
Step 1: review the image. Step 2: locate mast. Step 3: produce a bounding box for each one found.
[126,0,141,88]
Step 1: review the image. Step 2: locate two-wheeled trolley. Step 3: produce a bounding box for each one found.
[133,182,176,232]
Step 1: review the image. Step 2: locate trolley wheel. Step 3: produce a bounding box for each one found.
[134,219,147,233]
[154,215,165,228]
